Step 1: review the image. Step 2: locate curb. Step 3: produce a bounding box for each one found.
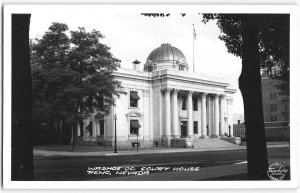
[34,146,246,157]
[33,144,289,158]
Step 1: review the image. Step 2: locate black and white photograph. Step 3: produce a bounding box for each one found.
[2,4,299,189]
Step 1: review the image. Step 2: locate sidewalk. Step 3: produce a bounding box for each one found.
[33,143,289,157]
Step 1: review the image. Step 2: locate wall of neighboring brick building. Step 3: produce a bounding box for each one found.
[261,74,289,122]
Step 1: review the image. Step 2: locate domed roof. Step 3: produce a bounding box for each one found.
[147,43,187,64]
[144,43,188,72]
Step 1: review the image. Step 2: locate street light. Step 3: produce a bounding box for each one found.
[136,130,139,152]
[114,114,117,153]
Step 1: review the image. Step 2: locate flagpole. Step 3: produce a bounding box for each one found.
[193,24,195,72]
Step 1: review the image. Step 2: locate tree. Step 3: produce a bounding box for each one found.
[12,14,34,180]
[202,14,289,180]
[203,14,289,94]
[31,23,125,148]
[31,23,71,131]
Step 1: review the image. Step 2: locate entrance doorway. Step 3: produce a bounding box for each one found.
[181,121,187,138]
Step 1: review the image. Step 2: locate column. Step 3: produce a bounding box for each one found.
[187,91,193,137]
[197,97,202,136]
[77,124,81,137]
[164,89,171,137]
[201,93,207,137]
[207,95,212,136]
[96,121,100,136]
[171,89,179,138]
[220,95,225,136]
[214,94,220,137]
[92,119,97,137]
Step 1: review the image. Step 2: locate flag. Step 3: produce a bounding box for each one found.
[193,24,197,40]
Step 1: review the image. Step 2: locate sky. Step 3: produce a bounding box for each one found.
[28,5,244,114]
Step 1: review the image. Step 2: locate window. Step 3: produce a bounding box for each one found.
[285,103,288,110]
[99,120,104,136]
[130,120,141,135]
[271,115,277,122]
[179,65,185,71]
[182,97,186,110]
[270,104,277,112]
[270,93,277,100]
[284,114,288,121]
[130,91,140,107]
[193,121,198,134]
[193,98,198,111]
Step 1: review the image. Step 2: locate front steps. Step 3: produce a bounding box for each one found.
[192,138,241,149]
[170,137,242,149]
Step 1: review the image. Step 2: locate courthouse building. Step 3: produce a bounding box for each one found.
[78,43,237,147]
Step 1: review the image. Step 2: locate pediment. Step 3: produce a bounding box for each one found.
[126,111,143,118]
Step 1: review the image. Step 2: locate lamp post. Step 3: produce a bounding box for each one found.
[114,114,117,153]
[136,130,139,152]
[224,117,228,136]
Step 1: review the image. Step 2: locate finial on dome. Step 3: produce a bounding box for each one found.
[161,43,171,46]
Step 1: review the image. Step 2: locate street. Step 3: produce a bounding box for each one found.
[33,147,290,181]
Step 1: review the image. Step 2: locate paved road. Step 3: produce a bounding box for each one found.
[33,147,290,181]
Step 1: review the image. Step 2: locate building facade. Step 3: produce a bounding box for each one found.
[261,66,290,123]
[233,123,245,138]
[76,44,237,147]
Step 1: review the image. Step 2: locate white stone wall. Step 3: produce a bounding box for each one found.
[112,79,152,146]
[105,104,114,141]
[152,85,162,142]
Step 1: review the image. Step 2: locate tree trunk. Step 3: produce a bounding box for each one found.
[72,113,78,151]
[11,14,34,180]
[239,15,269,180]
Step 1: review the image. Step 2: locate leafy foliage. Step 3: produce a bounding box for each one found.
[202,14,289,95]
[31,22,125,125]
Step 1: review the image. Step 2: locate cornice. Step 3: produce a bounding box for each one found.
[114,68,236,93]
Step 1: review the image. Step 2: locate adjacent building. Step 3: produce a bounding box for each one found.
[233,66,290,141]
[260,66,290,141]
[261,66,290,122]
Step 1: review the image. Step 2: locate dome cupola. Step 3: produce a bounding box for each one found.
[144,43,189,72]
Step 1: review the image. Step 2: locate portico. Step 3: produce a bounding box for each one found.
[162,88,231,139]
